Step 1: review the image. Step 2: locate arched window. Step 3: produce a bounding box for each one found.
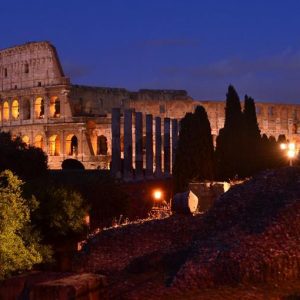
[66,134,78,156]
[49,96,60,118]
[11,100,19,120]
[22,135,30,146]
[49,135,60,156]
[23,99,31,120]
[35,97,44,119]
[3,101,9,121]
[97,135,107,155]
[34,135,44,149]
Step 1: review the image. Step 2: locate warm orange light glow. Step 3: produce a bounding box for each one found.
[22,135,30,146]
[11,100,19,120]
[3,101,9,121]
[85,214,90,226]
[288,143,296,150]
[287,150,296,158]
[34,135,44,149]
[280,143,287,150]
[153,190,162,201]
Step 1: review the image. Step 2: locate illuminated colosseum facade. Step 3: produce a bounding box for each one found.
[0,41,299,169]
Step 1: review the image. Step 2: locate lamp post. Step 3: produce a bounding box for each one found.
[280,142,297,166]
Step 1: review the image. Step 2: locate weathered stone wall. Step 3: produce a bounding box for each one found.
[0,41,300,170]
[0,41,69,91]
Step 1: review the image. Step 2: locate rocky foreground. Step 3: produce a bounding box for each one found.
[74,167,300,299]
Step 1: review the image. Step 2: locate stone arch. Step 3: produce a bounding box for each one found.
[35,97,44,119]
[11,99,19,120]
[23,98,31,120]
[3,101,9,121]
[49,96,60,118]
[66,134,78,156]
[22,135,30,146]
[34,135,44,149]
[97,135,108,155]
[49,135,60,156]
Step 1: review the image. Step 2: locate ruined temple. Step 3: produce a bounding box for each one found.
[0,41,300,169]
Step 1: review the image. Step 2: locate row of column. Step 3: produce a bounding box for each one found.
[111,108,179,181]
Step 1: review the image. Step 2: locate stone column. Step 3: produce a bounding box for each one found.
[19,97,24,122]
[124,109,133,181]
[155,117,162,177]
[164,118,171,176]
[31,96,35,122]
[43,96,48,121]
[111,108,121,178]
[146,114,153,178]
[172,119,179,172]
[135,112,143,180]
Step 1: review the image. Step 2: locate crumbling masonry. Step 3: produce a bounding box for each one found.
[1,41,300,170]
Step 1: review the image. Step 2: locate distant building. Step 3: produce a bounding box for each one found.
[0,41,299,169]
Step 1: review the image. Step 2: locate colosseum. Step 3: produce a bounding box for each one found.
[0,41,299,170]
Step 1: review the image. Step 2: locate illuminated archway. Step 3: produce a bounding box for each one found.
[3,101,9,121]
[49,96,60,118]
[34,97,44,119]
[22,135,30,146]
[11,100,19,120]
[23,99,31,120]
[97,135,107,155]
[0,105,2,122]
[49,135,60,156]
[34,135,44,149]
[66,134,78,156]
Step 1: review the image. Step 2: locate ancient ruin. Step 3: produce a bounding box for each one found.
[1,41,300,170]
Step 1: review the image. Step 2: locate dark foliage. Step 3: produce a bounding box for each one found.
[0,132,47,181]
[25,171,130,230]
[173,105,214,193]
[62,159,85,170]
[215,85,244,180]
[239,95,261,177]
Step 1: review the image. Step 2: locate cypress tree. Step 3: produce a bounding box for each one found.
[240,95,261,177]
[215,85,243,180]
[193,106,214,181]
[173,105,214,193]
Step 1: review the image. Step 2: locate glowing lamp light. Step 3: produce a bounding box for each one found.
[288,143,296,150]
[287,150,296,159]
[85,214,90,226]
[280,143,287,150]
[153,190,162,201]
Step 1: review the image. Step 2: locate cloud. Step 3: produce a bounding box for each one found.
[159,49,300,102]
[140,38,199,48]
[63,62,94,79]
[162,50,300,79]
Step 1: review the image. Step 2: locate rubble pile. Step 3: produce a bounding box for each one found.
[173,167,300,289]
[75,167,300,298]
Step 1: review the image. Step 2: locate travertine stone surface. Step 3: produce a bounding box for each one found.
[0,41,300,171]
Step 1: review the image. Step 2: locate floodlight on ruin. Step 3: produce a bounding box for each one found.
[280,143,287,150]
[287,149,296,159]
[153,189,163,201]
[288,143,296,151]
[280,142,297,166]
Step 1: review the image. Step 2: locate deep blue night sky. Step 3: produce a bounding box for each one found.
[2,0,300,103]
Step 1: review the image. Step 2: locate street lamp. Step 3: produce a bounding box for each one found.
[280,142,297,166]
